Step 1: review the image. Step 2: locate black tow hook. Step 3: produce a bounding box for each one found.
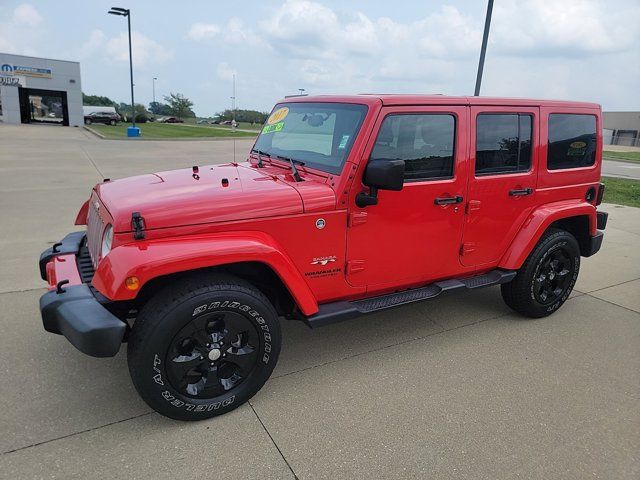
[56,279,69,294]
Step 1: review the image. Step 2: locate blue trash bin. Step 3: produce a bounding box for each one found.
[127,126,141,137]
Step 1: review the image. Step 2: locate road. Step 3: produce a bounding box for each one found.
[0,124,638,479]
[603,159,640,180]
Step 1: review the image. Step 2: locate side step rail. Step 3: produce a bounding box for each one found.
[303,269,516,328]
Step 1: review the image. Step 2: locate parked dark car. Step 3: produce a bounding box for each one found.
[84,111,120,126]
[163,117,184,123]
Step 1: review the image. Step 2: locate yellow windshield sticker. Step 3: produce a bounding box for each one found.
[570,141,587,148]
[267,107,289,125]
[262,121,284,134]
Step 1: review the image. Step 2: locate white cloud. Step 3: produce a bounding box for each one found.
[12,3,42,27]
[77,29,173,69]
[224,18,263,47]
[79,29,107,57]
[255,1,482,91]
[216,62,237,81]
[492,0,640,57]
[0,4,44,55]
[250,0,639,110]
[187,18,263,47]
[188,23,220,41]
[104,31,174,68]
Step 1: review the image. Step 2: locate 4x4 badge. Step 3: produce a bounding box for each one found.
[311,256,336,266]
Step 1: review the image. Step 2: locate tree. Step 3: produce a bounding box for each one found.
[82,93,117,107]
[148,101,172,116]
[117,103,150,122]
[164,92,195,119]
[215,109,269,124]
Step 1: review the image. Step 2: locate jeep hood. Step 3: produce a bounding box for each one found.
[96,162,334,233]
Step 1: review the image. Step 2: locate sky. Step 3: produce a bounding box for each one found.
[1,0,639,116]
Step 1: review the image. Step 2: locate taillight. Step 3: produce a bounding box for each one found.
[596,183,605,206]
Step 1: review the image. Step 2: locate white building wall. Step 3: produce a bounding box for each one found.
[0,53,83,126]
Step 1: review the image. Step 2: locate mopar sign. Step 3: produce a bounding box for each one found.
[1,63,52,78]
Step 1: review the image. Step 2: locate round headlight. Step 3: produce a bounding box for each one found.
[101,224,113,259]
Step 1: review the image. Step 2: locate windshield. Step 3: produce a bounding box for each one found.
[253,102,368,174]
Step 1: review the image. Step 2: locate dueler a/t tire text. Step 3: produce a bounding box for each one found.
[501,228,580,318]
[127,273,281,421]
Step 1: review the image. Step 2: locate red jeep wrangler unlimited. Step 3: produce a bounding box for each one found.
[39,95,607,420]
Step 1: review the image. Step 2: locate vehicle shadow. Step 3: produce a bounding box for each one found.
[274,286,512,378]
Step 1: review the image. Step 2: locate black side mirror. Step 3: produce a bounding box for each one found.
[356,159,405,208]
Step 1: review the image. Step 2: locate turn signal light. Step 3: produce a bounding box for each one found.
[125,276,140,291]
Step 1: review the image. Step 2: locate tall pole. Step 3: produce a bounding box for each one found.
[127,11,135,127]
[152,77,157,105]
[474,0,494,96]
[232,74,236,123]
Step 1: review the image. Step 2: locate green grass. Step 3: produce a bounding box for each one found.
[211,122,263,131]
[601,177,640,208]
[602,150,640,163]
[88,123,257,139]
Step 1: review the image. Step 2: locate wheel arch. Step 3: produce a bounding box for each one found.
[135,262,297,317]
[499,200,596,270]
[92,231,319,316]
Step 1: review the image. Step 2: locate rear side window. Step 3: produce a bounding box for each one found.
[370,114,455,181]
[547,114,597,170]
[475,114,532,175]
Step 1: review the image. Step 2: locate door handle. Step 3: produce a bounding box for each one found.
[434,195,463,205]
[509,188,533,196]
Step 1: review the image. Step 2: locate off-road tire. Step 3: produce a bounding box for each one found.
[501,228,580,318]
[127,273,281,421]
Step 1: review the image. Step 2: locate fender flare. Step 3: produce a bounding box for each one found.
[499,200,596,270]
[92,231,319,316]
[74,199,89,226]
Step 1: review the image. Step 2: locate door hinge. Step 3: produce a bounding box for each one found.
[348,211,368,227]
[460,242,476,255]
[466,200,481,214]
[346,260,365,274]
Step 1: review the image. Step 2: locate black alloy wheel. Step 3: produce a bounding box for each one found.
[166,311,260,398]
[532,247,573,305]
[501,228,580,318]
[127,273,281,420]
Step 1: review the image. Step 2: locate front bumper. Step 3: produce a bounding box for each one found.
[39,233,126,357]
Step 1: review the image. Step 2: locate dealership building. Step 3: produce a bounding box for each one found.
[0,53,83,127]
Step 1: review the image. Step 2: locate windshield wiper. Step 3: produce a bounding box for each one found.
[251,148,269,168]
[275,155,304,182]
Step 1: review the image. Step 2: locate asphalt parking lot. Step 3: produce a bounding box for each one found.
[0,124,638,479]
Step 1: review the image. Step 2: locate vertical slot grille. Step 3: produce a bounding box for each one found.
[86,200,104,268]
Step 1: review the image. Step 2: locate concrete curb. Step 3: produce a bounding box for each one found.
[83,126,105,139]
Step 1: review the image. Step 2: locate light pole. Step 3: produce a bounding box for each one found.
[108,6,139,135]
[231,73,236,127]
[474,0,494,96]
[152,77,157,105]
[298,88,306,95]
